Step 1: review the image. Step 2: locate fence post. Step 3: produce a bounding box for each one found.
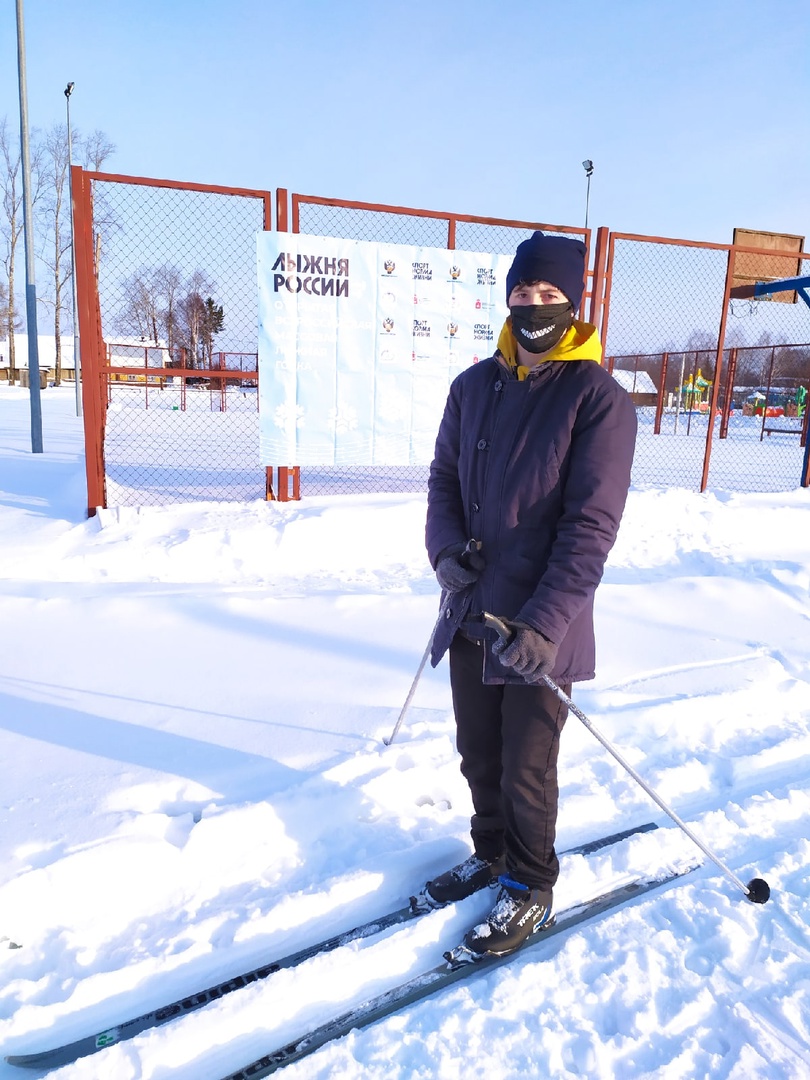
[599,231,618,351]
[720,347,737,439]
[654,352,668,435]
[801,404,810,486]
[275,187,288,232]
[758,346,777,442]
[71,165,106,515]
[275,187,301,500]
[589,226,610,332]
[699,247,735,492]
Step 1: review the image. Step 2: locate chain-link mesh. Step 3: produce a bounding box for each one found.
[84,178,809,506]
[453,221,586,255]
[292,199,589,496]
[293,201,449,494]
[710,252,810,491]
[605,239,810,492]
[91,178,267,505]
[295,201,451,248]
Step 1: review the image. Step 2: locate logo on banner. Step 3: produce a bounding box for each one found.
[271,252,350,297]
[475,298,497,313]
[448,322,459,337]
[477,267,497,285]
[449,266,461,280]
[382,317,395,334]
[384,260,396,275]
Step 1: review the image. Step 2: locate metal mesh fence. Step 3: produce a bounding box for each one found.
[77,173,809,507]
[454,221,585,255]
[89,177,269,505]
[295,201,451,247]
[293,200,451,494]
[605,238,810,492]
[292,197,589,496]
[710,252,810,491]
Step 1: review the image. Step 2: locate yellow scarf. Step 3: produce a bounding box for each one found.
[497,317,603,380]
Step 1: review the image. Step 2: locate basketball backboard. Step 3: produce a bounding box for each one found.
[731,228,805,303]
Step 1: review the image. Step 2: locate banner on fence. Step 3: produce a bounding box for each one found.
[257,234,511,465]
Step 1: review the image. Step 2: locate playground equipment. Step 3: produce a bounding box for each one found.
[730,272,810,480]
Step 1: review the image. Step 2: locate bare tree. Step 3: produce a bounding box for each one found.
[152,263,183,360]
[0,118,21,377]
[0,278,19,377]
[174,271,222,368]
[37,124,116,384]
[81,130,115,173]
[118,263,180,352]
[81,129,116,276]
[37,123,72,384]
[200,297,225,367]
[177,292,205,368]
[1,117,45,381]
[118,266,164,344]
[117,264,218,371]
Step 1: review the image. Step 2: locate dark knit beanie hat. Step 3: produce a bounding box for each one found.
[505,231,587,312]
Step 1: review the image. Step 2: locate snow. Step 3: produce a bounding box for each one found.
[2,384,810,1079]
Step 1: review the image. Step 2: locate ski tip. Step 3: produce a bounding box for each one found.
[746,877,771,905]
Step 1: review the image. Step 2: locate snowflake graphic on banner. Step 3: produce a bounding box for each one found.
[328,405,359,435]
[274,402,305,434]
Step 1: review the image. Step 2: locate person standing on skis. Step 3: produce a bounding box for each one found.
[423,231,637,956]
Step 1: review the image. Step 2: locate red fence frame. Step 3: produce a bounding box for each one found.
[71,167,274,513]
[602,232,810,491]
[71,170,810,512]
[282,193,597,501]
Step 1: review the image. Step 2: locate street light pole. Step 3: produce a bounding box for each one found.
[582,159,594,231]
[65,82,82,417]
[15,0,43,452]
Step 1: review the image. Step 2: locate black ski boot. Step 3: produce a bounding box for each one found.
[411,853,505,913]
[463,874,553,956]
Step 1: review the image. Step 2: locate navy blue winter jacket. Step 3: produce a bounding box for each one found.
[426,353,637,684]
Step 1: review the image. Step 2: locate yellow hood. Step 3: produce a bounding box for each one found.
[496,317,602,380]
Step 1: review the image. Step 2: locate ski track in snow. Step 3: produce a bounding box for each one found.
[1,387,810,1078]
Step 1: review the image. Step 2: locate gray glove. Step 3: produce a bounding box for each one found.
[491,620,558,679]
[435,543,483,593]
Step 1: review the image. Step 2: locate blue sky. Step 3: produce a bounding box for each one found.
[2,0,808,245]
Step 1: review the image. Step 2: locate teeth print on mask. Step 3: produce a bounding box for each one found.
[509,302,573,354]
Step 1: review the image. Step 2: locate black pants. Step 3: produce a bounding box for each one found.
[449,634,570,891]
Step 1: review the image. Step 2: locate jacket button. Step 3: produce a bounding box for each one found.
[445,608,453,619]
[494,380,503,391]
[477,439,487,450]
[472,502,480,512]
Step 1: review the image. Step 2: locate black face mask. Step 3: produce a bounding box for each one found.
[509,301,573,354]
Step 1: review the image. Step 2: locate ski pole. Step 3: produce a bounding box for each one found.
[481,612,771,905]
[382,600,447,747]
[384,540,483,747]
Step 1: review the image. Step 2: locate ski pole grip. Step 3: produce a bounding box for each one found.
[482,611,515,646]
[459,539,485,572]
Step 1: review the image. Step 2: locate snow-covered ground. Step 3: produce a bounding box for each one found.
[1,385,810,1079]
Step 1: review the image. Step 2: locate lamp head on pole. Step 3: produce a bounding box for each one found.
[582,159,594,177]
[64,81,74,98]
